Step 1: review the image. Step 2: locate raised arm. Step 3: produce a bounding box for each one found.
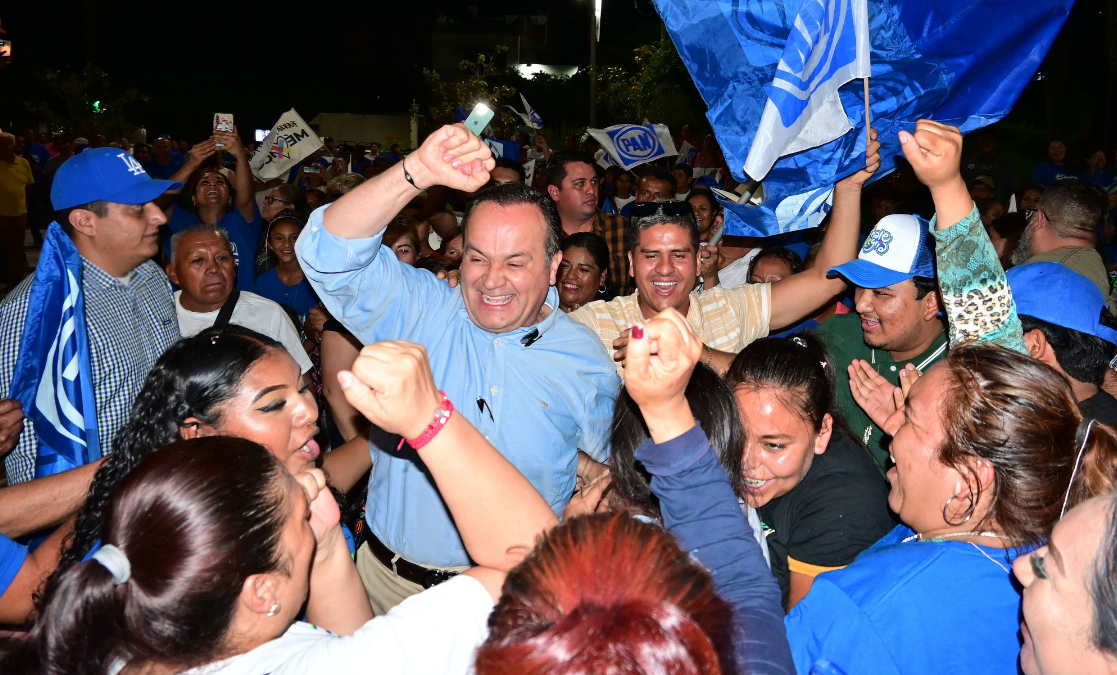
[297,468,373,632]
[322,124,494,241]
[899,120,1025,353]
[338,341,557,572]
[211,127,256,222]
[625,309,794,675]
[155,140,217,214]
[768,130,881,330]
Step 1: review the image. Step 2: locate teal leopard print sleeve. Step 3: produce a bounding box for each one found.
[929,205,1027,355]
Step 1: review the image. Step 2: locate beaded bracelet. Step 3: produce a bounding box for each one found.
[398,391,453,451]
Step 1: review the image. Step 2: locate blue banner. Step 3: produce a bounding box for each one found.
[8,222,100,477]
[656,0,1073,236]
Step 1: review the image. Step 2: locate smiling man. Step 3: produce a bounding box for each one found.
[296,124,619,614]
[0,148,183,484]
[546,151,632,295]
[816,214,945,474]
[167,223,312,374]
[570,132,882,376]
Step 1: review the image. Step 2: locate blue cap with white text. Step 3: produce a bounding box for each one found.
[51,147,182,210]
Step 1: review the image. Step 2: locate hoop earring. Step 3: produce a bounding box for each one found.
[942,495,973,526]
[267,602,281,617]
[598,283,607,294]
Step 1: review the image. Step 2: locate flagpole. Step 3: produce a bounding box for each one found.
[863,77,871,154]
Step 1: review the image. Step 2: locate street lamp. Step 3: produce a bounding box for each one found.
[589,0,601,127]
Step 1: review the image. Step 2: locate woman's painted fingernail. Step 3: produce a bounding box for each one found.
[631,325,644,340]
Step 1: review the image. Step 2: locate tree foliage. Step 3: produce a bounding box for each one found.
[421,46,520,136]
[25,64,148,139]
[592,39,709,135]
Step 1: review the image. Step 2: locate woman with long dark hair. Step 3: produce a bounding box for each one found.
[11,339,557,675]
[728,334,895,611]
[56,326,375,575]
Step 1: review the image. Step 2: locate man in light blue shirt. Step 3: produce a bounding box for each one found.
[297,123,620,614]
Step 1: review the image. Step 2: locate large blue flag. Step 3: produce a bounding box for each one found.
[656,0,1073,236]
[8,222,100,478]
[745,0,870,181]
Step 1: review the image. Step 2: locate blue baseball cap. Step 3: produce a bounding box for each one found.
[828,214,936,289]
[1007,262,1117,345]
[51,147,182,210]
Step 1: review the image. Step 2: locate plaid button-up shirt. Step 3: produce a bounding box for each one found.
[1,258,180,484]
[592,211,633,296]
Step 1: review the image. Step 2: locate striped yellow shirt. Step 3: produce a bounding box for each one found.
[568,283,772,374]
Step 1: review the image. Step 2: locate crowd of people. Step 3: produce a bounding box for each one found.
[0,110,1116,675]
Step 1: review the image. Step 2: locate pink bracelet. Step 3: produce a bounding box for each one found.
[398,391,454,451]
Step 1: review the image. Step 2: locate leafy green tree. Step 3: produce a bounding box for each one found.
[421,46,519,136]
[25,65,147,139]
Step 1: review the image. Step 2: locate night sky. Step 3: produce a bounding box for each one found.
[0,0,662,139]
[0,1,1111,148]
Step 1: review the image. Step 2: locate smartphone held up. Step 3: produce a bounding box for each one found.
[463,103,495,137]
[213,112,234,147]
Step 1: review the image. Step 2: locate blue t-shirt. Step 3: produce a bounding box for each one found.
[166,204,264,293]
[0,533,28,597]
[254,267,320,323]
[1032,162,1080,186]
[785,525,1025,675]
[1085,169,1116,189]
[144,158,185,180]
[25,143,50,178]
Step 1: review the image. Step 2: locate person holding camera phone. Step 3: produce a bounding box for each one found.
[158,124,262,293]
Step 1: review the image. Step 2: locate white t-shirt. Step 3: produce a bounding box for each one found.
[174,290,314,374]
[717,249,761,289]
[184,575,494,675]
[614,195,636,211]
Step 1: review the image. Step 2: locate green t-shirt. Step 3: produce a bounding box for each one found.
[813,313,947,475]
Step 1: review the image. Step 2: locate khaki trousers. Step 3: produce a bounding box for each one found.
[355,541,470,616]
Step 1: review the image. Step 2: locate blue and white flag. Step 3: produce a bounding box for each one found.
[520,94,544,129]
[482,137,521,162]
[504,94,545,130]
[656,0,1072,237]
[8,223,100,478]
[744,0,869,181]
[588,123,678,171]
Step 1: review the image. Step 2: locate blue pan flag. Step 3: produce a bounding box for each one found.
[8,222,100,478]
[656,0,1073,236]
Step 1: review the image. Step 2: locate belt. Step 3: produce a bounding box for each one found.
[365,528,459,589]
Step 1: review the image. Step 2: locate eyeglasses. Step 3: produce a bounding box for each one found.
[629,201,695,220]
[264,195,292,206]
